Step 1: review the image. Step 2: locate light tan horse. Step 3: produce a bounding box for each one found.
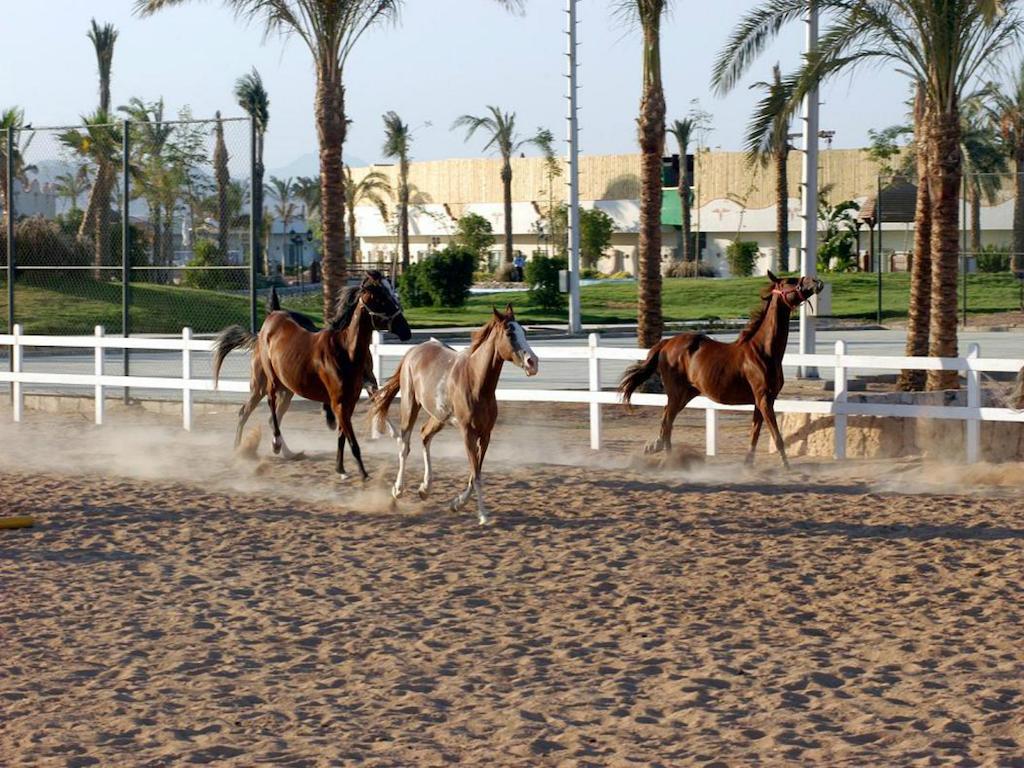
[372,305,539,525]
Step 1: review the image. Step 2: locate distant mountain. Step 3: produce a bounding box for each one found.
[267,151,370,179]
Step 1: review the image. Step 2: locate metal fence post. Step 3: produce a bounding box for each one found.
[588,333,602,450]
[371,330,383,439]
[122,120,131,404]
[11,323,21,422]
[249,116,259,333]
[966,342,980,463]
[833,339,847,459]
[705,409,718,457]
[6,128,14,350]
[94,326,104,426]
[182,327,193,432]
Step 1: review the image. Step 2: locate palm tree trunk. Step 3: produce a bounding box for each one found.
[315,66,347,320]
[969,185,982,256]
[637,26,665,348]
[926,110,963,390]
[501,159,513,264]
[152,203,162,268]
[1014,142,1024,272]
[679,173,692,262]
[348,207,358,265]
[254,131,265,276]
[897,99,931,392]
[400,160,410,270]
[776,147,789,272]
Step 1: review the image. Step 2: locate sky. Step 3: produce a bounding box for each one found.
[1,0,935,174]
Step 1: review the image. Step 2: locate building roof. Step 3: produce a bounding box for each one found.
[858,178,917,224]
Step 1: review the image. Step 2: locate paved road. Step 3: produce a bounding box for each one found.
[4,328,1022,404]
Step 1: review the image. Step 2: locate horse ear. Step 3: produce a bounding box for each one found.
[767,269,780,283]
[504,303,515,318]
[492,306,503,321]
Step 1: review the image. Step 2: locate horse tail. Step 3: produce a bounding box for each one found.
[268,286,282,312]
[370,356,404,431]
[617,340,666,408]
[212,325,258,390]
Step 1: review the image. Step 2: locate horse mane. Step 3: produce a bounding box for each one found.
[737,287,774,343]
[469,315,502,353]
[327,286,361,332]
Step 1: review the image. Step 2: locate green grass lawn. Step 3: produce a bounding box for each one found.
[2,272,1021,335]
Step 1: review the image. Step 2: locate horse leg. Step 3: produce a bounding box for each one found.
[329,400,348,479]
[270,389,302,460]
[364,362,397,439]
[341,409,369,480]
[471,431,492,525]
[267,384,284,456]
[644,383,694,455]
[746,410,764,466]
[757,396,790,470]
[234,386,264,449]
[452,428,489,525]
[392,396,420,498]
[417,416,445,500]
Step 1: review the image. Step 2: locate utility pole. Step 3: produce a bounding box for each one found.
[799,0,819,377]
[566,0,582,335]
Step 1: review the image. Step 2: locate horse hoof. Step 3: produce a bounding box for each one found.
[417,487,429,500]
[338,473,349,482]
[642,440,662,455]
[478,515,492,526]
[392,486,404,499]
[449,499,462,513]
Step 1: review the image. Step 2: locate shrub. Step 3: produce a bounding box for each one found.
[666,260,718,278]
[526,255,566,311]
[451,213,495,270]
[400,246,476,308]
[725,241,758,278]
[6,215,90,269]
[183,239,243,290]
[977,244,1011,273]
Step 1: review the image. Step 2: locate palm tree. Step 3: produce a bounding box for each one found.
[744,64,793,273]
[613,0,671,347]
[713,0,1024,389]
[533,127,561,254]
[667,118,696,263]
[0,107,36,223]
[343,165,392,264]
[293,176,321,219]
[960,94,1007,254]
[266,175,297,275]
[234,68,269,274]
[990,59,1024,272]
[54,166,91,213]
[382,111,414,271]
[453,106,547,270]
[139,1,524,319]
[87,20,118,113]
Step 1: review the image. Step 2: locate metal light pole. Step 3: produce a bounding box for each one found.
[565,0,582,335]
[798,0,819,377]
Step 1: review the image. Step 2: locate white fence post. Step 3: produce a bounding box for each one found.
[371,330,383,439]
[833,340,847,460]
[11,324,22,423]
[588,333,602,450]
[182,327,193,432]
[705,409,719,457]
[94,326,105,425]
[966,343,980,463]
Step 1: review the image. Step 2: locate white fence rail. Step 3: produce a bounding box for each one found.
[1,325,1023,463]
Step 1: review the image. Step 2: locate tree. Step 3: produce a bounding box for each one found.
[960,93,1007,255]
[533,127,562,253]
[614,0,671,347]
[120,98,176,268]
[382,111,414,270]
[54,166,91,213]
[667,118,695,263]
[864,124,915,177]
[0,108,36,223]
[212,111,231,259]
[139,0,524,319]
[342,165,391,264]
[744,63,792,272]
[816,188,860,272]
[713,0,1024,390]
[266,175,297,274]
[453,106,547,267]
[452,212,496,269]
[293,176,321,219]
[234,67,269,274]
[549,204,615,270]
[990,60,1024,271]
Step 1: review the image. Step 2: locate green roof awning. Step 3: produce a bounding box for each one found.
[661,188,682,227]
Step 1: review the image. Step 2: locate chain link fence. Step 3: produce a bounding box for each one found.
[2,116,261,339]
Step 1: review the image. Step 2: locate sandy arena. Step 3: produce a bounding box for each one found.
[2,399,1023,766]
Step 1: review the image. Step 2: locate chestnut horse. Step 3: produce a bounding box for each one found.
[372,305,539,525]
[618,271,823,467]
[212,271,412,479]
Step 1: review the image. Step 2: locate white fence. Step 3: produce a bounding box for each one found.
[1,324,1023,463]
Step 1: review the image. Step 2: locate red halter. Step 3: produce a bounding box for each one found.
[771,286,802,310]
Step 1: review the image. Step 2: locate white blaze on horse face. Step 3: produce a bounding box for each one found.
[509,321,539,376]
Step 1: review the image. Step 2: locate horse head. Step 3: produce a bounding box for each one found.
[491,304,539,376]
[358,270,412,341]
[767,270,824,310]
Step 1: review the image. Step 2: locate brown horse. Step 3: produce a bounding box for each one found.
[212,271,412,479]
[371,305,539,525]
[618,271,823,467]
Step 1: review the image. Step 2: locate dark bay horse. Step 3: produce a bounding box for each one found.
[618,271,823,467]
[213,271,412,479]
[372,305,539,525]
